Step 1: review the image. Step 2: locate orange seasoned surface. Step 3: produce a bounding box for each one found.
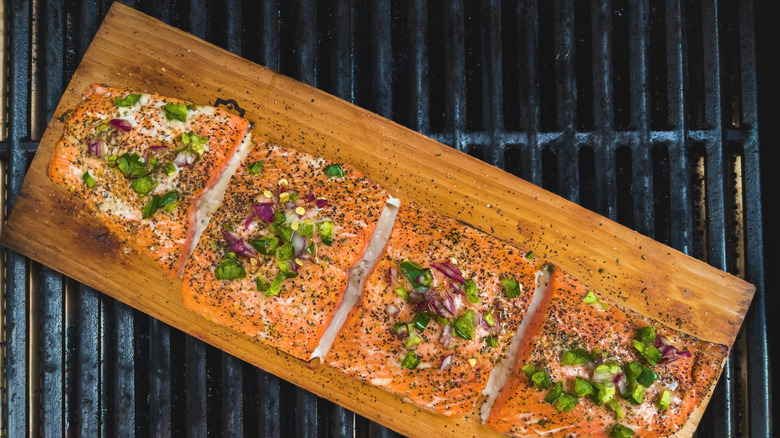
[325,202,537,417]
[48,83,251,277]
[486,269,728,437]
[182,145,388,361]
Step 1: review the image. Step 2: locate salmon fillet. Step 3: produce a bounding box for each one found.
[48,83,253,277]
[182,145,389,361]
[324,202,537,417]
[486,268,728,437]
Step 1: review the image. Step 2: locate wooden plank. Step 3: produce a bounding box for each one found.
[0,3,754,436]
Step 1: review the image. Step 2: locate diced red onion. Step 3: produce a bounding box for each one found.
[595,352,604,366]
[386,304,400,316]
[243,212,255,228]
[387,267,397,286]
[659,346,691,364]
[614,373,627,394]
[440,325,454,349]
[284,202,296,210]
[431,261,465,283]
[491,313,501,335]
[316,198,328,209]
[222,230,242,246]
[442,293,457,316]
[392,324,408,339]
[230,240,258,258]
[292,233,307,256]
[440,355,453,371]
[109,118,132,131]
[253,203,275,223]
[147,145,167,152]
[87,138,103,156]
[173,151,195,168]
[305,191,316,203]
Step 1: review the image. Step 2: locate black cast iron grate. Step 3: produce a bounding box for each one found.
[0,0,771,437]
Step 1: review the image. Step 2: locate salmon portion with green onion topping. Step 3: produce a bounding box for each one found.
[485,268,728,437]
[181,145,389,361]
[324,202,537,417]
[48,83,253,277]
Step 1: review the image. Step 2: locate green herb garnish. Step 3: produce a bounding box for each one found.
[319,220,334,246]
[248,161,264,175]
[163,162,177,176]
[130,175,158,197]
[657,390,671,411]
[501,277,521,298]
[610,425,635,438]
[453,310,475,340]
[544,382,563,403]
[463,278,481,304]
[115,94,142,107]
[632,339,662,365]
[637,326,657,344]
[521,363,539,379]
[561,348,594,366]
[214,257,246,280]
[411,312,433,331]
[142,195,160,219]
[399,260,433,290]
[324,163,346,178]
[554,392,578,413]
[117,153,148,178]
[394,287,410,302]
[608,399,624,419]
[401,351,420,370]
[82,171,96,188]
[583,290,609,310]
[593,382,616,406]
[251,236,280,255]
[255,277,270,292]
[485,335,498,348]
[163,102,188,122]
[574,377,594,398]
[158,190,179,213]
[277,260,299,278]
[531,370,552,389]
[266,272,286,296]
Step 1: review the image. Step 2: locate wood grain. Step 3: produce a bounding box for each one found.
[0,3,754,437]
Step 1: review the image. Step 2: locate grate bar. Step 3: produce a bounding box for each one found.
[149,319,172,437]
[444,0,466,151]
[41,267,64,438]
[409,0,429,134]
[185,337,207,436]
[518,0,541,186]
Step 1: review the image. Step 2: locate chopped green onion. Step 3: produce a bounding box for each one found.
[305,241,318,261]
[574,377,594,398]
[400,351,420,370]
[657,390,671,412]
[636,367,659,387]
[544,382,563,404]
[107,155,117,166]
[637,326,657,344]
[142,195,160,219]
[403,329,422,348]
[130,175,158,197]
[163,162,177,176]
[554,392,578,413]
[593,382,616,406]
[608,399,624,420]
[266,272,286,296]
[531,371,552,389]
[163,102,188,122]
[610,425,635,438]
[485,335,498,348]
[399,260,433,290]
[463,279,481,304]
[392,322,409,336]
[482,312,495,327]
[255,277,270,292]
[561,348,594,366]
[632,339,662,365]
[273,210,286,224]
[276,260,299,278]
[115,93,142,107]
[411,312,432,331]
[248,161,264,175]
[583,290,609,310]
[82,171,96,188]
[324,163,346,178]
[297,222,314,238]
[318,220,334,246]
[521,363,539,379]
[623,361,644,383]
[272,223,294,243]
[525,251,534,261]
[251,236,280,255]
[436,316,451,326]
[214,257,246,280]
[158,191,179,213]
[453,310,475,340]
[187,133,208,156]
[625,382,645,405]
[501,277,521,298]
[275,243,295,261]
[394,287,409,302]
[117,153,148,177]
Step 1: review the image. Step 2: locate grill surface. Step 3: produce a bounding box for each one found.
[0,1,773,437]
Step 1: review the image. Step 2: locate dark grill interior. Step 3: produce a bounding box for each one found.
[0,0,774,436]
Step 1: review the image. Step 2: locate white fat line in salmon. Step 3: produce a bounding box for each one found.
[479,263,555,423]
[182,129,256,275]
[311,196,402,361]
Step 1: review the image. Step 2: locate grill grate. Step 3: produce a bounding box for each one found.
[0,1,771,437]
